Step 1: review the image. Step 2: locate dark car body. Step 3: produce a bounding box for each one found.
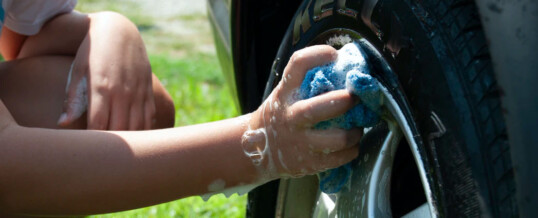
[207,0,302,113]
[206,0,538,216]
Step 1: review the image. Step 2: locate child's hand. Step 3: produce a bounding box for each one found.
[57,12,155,130]
[245,45,362,180]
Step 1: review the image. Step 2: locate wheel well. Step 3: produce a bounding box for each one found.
[233,0,303,113]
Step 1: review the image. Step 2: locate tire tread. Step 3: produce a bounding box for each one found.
[427,0,517,216]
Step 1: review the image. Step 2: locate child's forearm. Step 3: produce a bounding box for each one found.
[0,114,258,215]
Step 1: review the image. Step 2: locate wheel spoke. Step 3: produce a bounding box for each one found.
[402,203,432,218]
[313,193,337,218]
[330,121,401,218]
[276,176,319,218]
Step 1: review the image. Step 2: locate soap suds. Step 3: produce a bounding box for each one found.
[201,183,260,201]
[326,34,353,47]
[241,128,267,166]
[207,179,226,192]
[62,65,89,122]
[277,149,289,171]
[240,97,279,181]
[286,88,301,106]
[273,101,280,110]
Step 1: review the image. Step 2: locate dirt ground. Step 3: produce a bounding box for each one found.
[136,0,206,17]
[139,0,214,56]
[77,0,213,56]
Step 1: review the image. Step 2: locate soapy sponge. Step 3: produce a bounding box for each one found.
[299,42,382,193]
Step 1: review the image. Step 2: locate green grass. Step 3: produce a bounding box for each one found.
[90,194,246,218]
[77,1,247,218]
[150,53,238,126]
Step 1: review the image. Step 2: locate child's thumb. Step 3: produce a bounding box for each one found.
[58,76,88,127]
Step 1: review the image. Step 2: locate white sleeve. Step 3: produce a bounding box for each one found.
[3,0,78,35]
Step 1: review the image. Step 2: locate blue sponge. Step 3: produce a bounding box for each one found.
[299,42,382,193]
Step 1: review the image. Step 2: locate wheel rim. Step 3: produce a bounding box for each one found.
[273,31,438,218]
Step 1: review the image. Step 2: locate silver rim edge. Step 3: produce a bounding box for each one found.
[274,39,438,218]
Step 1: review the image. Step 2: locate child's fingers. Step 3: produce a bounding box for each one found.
[316,146,359,171]
[129,98,144,130]
[144,97,156,130]
[288,89,357,125]
[57,89,87,127]
[305,128,362,153]
[280,45,337,94]
[58,74,88,127]
[144,78,156,130]
[87,90,111,130]
[108,97,130,130]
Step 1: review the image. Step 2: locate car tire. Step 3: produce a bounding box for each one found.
[247,0,517,217]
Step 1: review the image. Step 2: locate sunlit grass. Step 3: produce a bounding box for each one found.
[150,53,238,126]
[91,195,246,218]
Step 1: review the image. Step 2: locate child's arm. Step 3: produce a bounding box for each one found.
[0,45,360,216]
[0,27,28,60]
[0,104,258,215]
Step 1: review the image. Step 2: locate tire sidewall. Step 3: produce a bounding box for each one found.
[261,0,502,216]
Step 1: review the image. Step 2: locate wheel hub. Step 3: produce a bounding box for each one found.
[274,34,438,218]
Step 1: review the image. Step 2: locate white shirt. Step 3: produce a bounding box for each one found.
[0,0,77,35]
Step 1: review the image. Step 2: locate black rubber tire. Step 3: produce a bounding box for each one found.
[247,0,518,217]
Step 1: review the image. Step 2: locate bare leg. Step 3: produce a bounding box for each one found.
[0,55,175,129]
